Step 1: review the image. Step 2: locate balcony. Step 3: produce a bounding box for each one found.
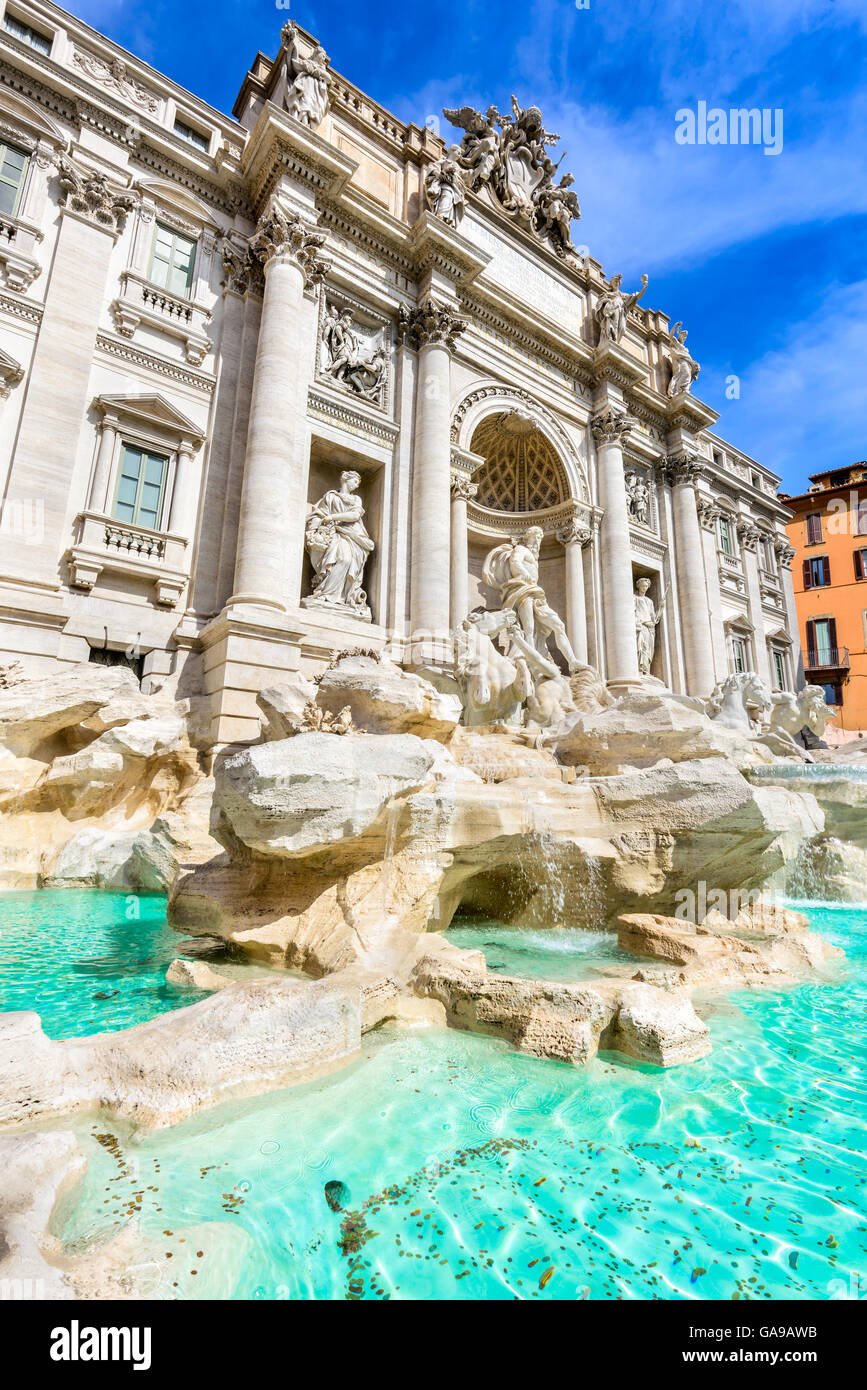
[111,271,211,365]
[68,511,188,607]
[805,647,850,673]
[0,210,43,292]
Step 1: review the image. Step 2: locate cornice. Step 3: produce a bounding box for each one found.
[242,101,356,214]
[410,210,490,288]
[307,384,400,446]
[94,332,216,394]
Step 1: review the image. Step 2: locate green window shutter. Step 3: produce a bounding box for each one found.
[0,142,30,218]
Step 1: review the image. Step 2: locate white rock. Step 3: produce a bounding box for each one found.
[555,691,769,773]
[44,827,176,891]
[0,664,140,756]
[316,655,461,741]
[614,983,712,1066]
[216,731,438,858]
[166,958,234,991]
[257,673,318,739]
[101,714,186,759]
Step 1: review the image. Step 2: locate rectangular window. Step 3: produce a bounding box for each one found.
[0,140,29,218]
[772,649,786,690]
[854,550,867,580]
[807,618,836,666]
[149,222,197,298]
[803,555,831,588]
[112,444,168,531]
[3,15,52,54]
[805,512,823,545]
[718,516,734,556]
[820,681,843,707]
[731,638,748,674]
[173,118,209,152]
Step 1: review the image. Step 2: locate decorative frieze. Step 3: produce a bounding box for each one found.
[57,156,136,237]
[399,299,466,351]
[319,300,387,406]
[250,205,331,286]
[72,48,160,113]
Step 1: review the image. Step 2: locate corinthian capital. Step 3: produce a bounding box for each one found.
[57,155,136,236]
[399,298,466,351]
[774,538,795,568]
[450,473,478,502]
[221,236,262,296]
[251,205,331,287]
[556,517,592,547]
[737,521,762,551]
[591,408,631,445]
[696,499,721,531]
[664,450,704,487]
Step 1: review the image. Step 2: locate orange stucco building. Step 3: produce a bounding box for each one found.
[785,461,867,738]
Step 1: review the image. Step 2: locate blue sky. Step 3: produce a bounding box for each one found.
[70,0,867,493]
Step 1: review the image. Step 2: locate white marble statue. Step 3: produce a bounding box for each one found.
[533,174,581,258]
[455,609,532,727]
[666,323,700,397]
[322,306,385,401]
[424,152,467,228]
[443,97,581,256]
[770,685,832,742]
[634,578,663,676]
[482,526,580,675]
[706,672,772,733]
[283,22,331,127]
[302,470,374,621]
[625,471,650,526]
[595,272,648,345]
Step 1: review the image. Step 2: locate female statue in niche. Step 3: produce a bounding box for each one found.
[634,577,664,675]
[303,470,375,621]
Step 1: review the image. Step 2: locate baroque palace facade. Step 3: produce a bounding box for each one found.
[0,3,800,741]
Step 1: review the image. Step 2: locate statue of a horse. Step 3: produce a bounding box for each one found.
[705,671,772,733]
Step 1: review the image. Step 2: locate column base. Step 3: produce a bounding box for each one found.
[200,606,303,745]
[606,676,646,697]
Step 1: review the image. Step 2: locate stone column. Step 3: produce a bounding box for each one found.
[667,452,717,697]
[738,521,772,684]
[449,474,477,629]
[229,205,330,613]
[556,515,591,665]
[592,409,640,688]
[4,156,135,585]
[88,407,119,513]
[403,299,466,639]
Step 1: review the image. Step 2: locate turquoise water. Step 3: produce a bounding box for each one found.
[448,918,635,980]
[52,901,867,1300]
[0,890,215,1038]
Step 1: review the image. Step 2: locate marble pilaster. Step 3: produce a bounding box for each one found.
[666,452,718,697]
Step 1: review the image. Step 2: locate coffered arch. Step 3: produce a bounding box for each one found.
[451,381,589,505]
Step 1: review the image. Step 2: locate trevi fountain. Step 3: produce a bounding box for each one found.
[0,12,863,1306]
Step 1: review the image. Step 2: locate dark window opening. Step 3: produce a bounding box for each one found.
[88,646,144,683]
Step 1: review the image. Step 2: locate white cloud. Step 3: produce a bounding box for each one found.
[712,280,867,487]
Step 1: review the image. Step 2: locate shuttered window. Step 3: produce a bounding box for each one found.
[854,550,867,580]
[803,556,830,588]
[806,512,823,544]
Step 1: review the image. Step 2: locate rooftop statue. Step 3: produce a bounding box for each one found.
[424,153,467,228]
[282,21,332,127]
[595,272,649,345]
[443,97,581,258]
[666,323,700,397]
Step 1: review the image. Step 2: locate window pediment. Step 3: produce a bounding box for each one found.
[95,393,204,448]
